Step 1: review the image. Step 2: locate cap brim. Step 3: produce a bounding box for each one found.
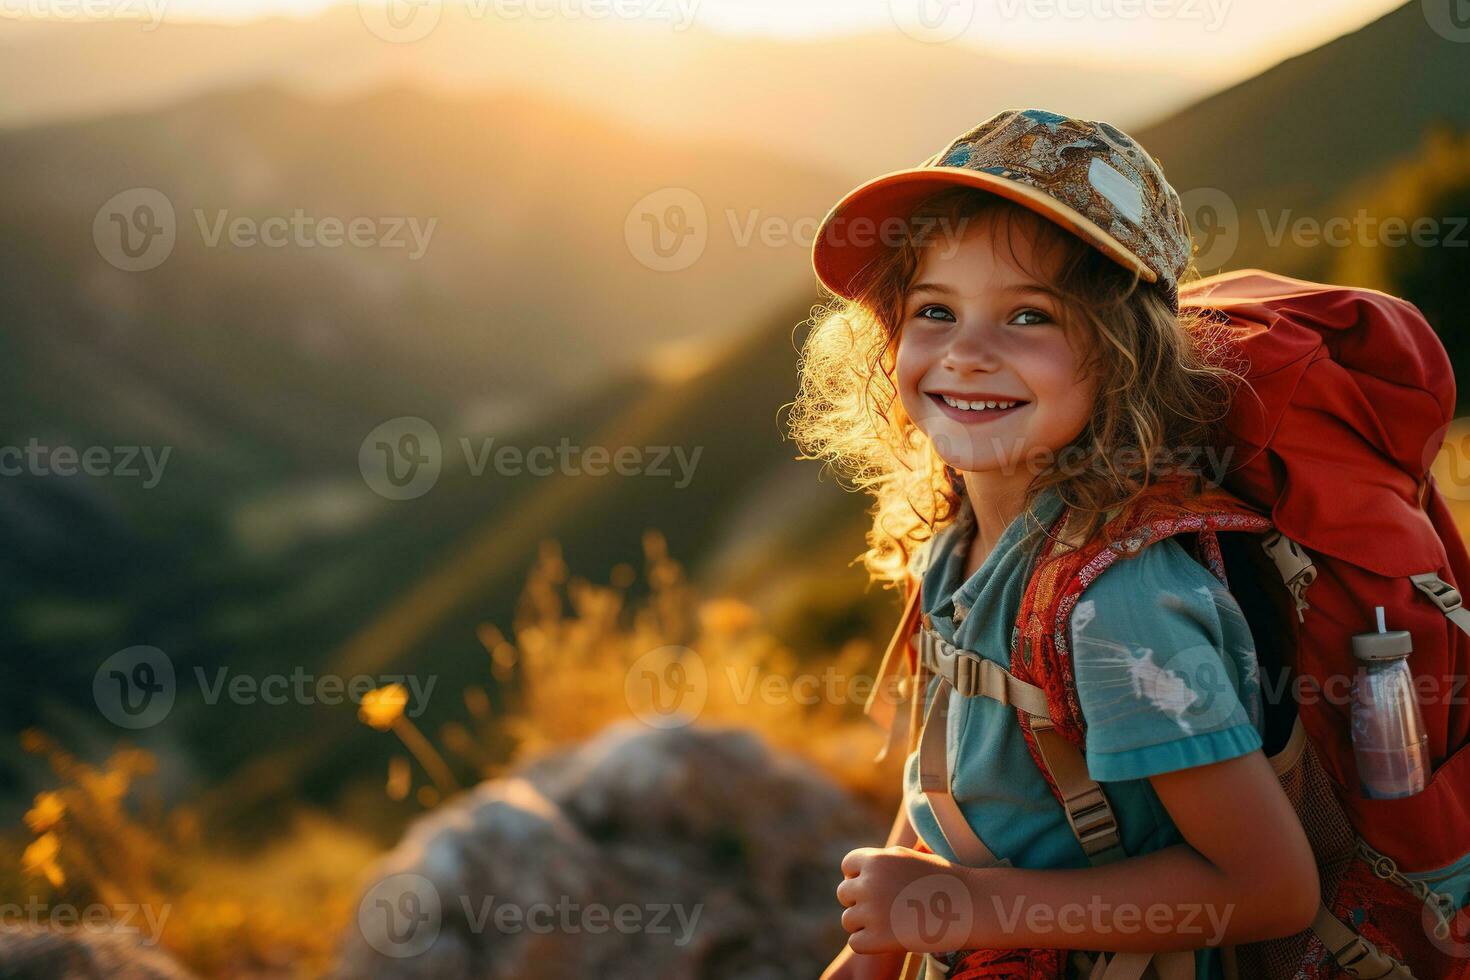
[810,166,1157,300]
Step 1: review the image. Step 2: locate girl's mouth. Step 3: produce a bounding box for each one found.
[927,392,1029,424]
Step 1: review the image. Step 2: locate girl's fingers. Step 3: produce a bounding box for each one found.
[835,877,857,908]
[840,904,866,933]
[840,848,871,877]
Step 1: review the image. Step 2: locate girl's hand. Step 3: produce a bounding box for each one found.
[836,845,976,956]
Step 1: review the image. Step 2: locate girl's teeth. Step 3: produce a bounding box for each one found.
[940,394,1019,411]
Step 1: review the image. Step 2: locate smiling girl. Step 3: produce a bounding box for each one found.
[792,109,1319,980]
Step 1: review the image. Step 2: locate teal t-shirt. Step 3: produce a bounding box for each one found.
[904,485,1265,979]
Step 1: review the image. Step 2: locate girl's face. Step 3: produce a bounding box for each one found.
[894,213,1098,478]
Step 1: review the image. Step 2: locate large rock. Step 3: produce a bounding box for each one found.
[0,925,196,979]
[334,721,885,979]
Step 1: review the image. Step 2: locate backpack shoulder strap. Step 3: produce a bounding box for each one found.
[863,573,924,764]
[997,477,1272,874]
[1011,475,1273,747]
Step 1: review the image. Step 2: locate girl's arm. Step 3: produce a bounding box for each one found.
[839,749,1320,956]
[885,799,918,849]
[822,804,918,979]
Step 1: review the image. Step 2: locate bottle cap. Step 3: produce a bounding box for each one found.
[1352,629,1413,662]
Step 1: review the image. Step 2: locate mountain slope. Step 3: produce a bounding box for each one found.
[1134,1,1470,279]
[0,7,1213,180]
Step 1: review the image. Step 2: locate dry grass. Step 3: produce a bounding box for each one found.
[6,530,900,977]
[477,531,899,807]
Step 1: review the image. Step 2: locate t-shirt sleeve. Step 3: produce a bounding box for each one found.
[1068,538,1264,783]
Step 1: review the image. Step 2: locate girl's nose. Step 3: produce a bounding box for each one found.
[941,321,1005,371]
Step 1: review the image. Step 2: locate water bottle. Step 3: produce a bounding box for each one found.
[1350,606,1429,799]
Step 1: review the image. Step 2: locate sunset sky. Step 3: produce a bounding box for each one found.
[62,0,1409,78]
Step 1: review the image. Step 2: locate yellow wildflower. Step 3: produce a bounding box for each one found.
[358,684,408,731]
[24,792,65,833]
[22,832,65,887]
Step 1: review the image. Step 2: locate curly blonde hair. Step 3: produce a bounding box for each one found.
[784,187,1246,589]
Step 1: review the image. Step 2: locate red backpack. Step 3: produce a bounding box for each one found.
[868,270,1470,980]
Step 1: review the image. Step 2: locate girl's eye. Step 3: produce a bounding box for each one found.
[913,304,954,323]
[909,305,1053,325]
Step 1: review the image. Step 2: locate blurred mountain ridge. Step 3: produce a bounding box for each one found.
[5,0,1469,816]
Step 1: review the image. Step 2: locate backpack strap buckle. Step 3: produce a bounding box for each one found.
[918,626,972,695]
[1028,716,1128,864]
[1311,903,1418,980]
[1410,571,1462,613]
[915,624,1128,862]
[917,626,1051,716]
[1332,934,1378,975]
[1262,531,1316,623]
[1409,571,1470,639]
[1065,786,1120,853]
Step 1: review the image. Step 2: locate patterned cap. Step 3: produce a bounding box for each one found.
[811,108,1193,311]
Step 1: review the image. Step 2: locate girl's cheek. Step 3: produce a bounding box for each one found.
[894,339,924,395]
